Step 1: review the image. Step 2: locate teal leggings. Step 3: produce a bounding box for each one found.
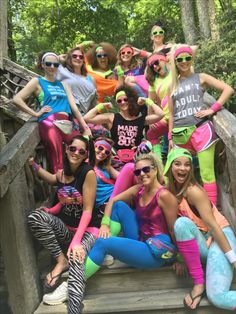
[174,217,236,311]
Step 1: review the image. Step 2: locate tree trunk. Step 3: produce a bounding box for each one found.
[208,0,220,41]
[196,0,211,39]
[179,0,198,44]
[0,0,8,68]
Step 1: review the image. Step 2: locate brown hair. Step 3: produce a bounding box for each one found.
[94,137,114,168]
[63,46,87,76]
[86,42,117,70]
[115,85,140,117]
[145,52,166,85]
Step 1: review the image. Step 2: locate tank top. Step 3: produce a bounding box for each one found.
[135,186,169,240]
[172,73,205,127]
[110,113,146,150]
[55,163,101,228]
[37,77,72,122]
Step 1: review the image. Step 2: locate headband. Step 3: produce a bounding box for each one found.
[164,148,192,175]
[174,46,193,59]
[115,91,126,100]
[147,54,167,66]
[96,46,104,52]
[42,52,59,62]
[95,140,112,151]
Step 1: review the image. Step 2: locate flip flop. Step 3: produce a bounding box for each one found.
[183,289,206,310]
[43,267,68,293]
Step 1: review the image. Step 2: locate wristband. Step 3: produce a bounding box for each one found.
[145,98,154,106]
[211,102,221,113]
[32,161,40,173]
[80,40,94,48]
[139,50,148,58]
[168,132,172,140]
[95,103,105,113]
[116,65,124,78]
[225,250,236,264]
[101,215,110,226]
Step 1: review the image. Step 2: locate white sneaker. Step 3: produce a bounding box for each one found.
[102,254,114,266]
[43,281,68,305]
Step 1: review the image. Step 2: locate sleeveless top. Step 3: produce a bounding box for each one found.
[55,163,101,228]
[56,65,96,114]
[110,113,146,150]
[135,186,169,240]
[37,77,72,122]
[95,167,114,208]
[172,73,205,127]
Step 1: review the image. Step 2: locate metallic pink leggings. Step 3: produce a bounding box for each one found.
[38,113,79,173]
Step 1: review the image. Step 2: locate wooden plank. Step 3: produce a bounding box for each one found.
[0,120,40,198]
[3,58,39,81]
[0,0,8,68]
[225,148,236,211]
[0,169,41,314]
[0,96,31,123]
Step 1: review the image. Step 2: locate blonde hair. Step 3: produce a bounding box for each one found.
[116,44,143,70]
[135,153,163,182]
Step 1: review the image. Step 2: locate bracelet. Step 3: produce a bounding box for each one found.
[211,102,222,113]
[168,132,172,140]
[101,215,110,226]
[145,98,154,106]
[225,250,236,264]
[32,161,40,173]
[95,103,105,113]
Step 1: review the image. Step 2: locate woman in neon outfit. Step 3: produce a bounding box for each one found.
[164,147,236,311]
[13,52,91,172]
[168,45,234,204]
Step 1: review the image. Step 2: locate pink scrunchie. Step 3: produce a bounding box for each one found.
[147,54,167,66]
[174,46,193,59]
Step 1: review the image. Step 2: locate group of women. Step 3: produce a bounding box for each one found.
[13,20,236,313]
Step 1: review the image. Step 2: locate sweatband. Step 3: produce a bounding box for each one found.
[96,103,105,113]
[42,52,59,62]
[80,40,94,48]
[32,161,40,173]
[116,91,126,101]
[95,140,112,151]
[168,132,172,140]
[139,50,148,58]
[116,65,125,77]
[101,215,110,226]
[147,54,167,66]
[225,250,236,264]
[70,211,92,246]
[44,203,61,215]
[96,46,103,52]
[211,102,222,113]
[145,98,154,106]
[174,46,193,59]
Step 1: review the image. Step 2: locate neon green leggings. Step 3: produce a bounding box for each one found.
[197,144,216,183]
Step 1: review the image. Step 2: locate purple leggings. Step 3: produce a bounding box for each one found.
[38,113,80,173]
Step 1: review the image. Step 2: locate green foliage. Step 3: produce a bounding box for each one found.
[194,8,236,113]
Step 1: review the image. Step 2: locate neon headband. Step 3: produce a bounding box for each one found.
[96,46,103,52]
[116,91,126,100]
[147,54,167,66]
[174,47,193,59]
[42,52,59,62]
[95,140,112,151]
[163,148,192,175]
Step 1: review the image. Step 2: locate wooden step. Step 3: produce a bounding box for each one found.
[34,288,233,314]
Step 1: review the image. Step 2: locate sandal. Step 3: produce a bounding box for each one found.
[183,290,206,310]
[43,267,68,293]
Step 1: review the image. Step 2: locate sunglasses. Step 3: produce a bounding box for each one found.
[68,145,87,155]
[175,55,192,63]
[96,53,108,58]
[44,61,60,68]
[134,165,155,177]
[117,97,128,104]
[72,54,84,60]
[152,30,165,36]
[96,145,111,156]
[121,50,133,55]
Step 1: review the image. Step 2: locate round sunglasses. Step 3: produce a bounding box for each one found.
[152,30,165,36]
[44,61,60,68]
[175,55,192,63]
[95,145,111,156]
[68,145,87,155]
[117,97,128,104]
[121,50,133,55]
[72,54,84,60]
[134,165,155,177]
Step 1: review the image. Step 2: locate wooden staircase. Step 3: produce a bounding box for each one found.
[34,260,235,314]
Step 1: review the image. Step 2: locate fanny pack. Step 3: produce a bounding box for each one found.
[53,120,73,135]
[116,149,135,163]
[146,234,177,262]
[172,126,196,145]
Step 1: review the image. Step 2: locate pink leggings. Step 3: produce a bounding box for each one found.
[38,113,80,173]
[146,119,168,145]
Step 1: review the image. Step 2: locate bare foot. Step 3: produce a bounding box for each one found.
[46,256,68,287]
[184,284,205,310]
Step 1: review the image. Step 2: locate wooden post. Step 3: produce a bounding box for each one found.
[0,0,8,68]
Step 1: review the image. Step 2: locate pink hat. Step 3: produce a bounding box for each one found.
[174,46,193,59]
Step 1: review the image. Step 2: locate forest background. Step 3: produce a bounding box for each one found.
[7,0,236,112]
